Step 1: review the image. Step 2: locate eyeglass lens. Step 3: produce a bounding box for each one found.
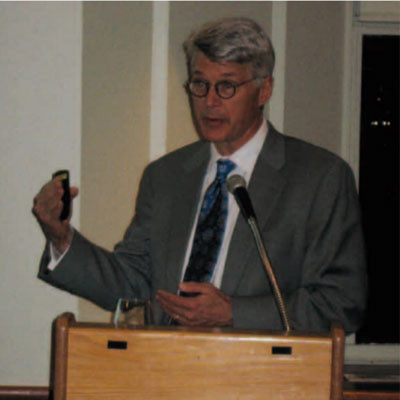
[188,81,236,99]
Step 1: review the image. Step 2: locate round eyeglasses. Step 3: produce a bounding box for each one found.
[185,78,258,100]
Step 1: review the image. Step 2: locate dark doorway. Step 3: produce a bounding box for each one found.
[357,35,399,344]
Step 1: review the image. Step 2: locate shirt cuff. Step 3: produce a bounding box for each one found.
[47,230,73,271]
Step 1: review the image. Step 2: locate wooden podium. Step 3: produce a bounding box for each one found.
[52,313,344,400]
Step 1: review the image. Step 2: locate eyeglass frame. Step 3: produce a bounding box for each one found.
[184,77,263,100]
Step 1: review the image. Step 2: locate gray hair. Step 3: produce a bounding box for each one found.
[183,17,275,81]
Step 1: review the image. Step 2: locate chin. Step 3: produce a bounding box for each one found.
[200,132,228,144]
[198,126,229,143]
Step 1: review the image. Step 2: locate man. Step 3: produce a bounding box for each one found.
[33,17,367,332]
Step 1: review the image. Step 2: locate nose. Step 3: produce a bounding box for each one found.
[205,85,221,107]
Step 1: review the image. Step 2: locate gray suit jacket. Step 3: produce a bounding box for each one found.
[39,124,367,332]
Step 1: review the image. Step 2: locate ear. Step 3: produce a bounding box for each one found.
[257,76,274,107]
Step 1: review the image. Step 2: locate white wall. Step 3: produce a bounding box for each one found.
[0,2,80,385]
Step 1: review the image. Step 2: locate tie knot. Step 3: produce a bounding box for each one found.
[216,159,236,181]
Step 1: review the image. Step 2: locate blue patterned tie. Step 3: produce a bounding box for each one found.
[182,159,236,288]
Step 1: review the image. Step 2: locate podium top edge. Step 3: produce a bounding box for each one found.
[66,321,332,340]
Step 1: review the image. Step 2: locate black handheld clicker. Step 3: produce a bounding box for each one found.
[52,170,71,221]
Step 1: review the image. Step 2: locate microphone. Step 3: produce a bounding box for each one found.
[227,175,291,333]
[226,175,256,222]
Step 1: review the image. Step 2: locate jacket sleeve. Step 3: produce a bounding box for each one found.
[38,164,155,311]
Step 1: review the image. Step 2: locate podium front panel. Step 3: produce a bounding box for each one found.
[64,325,333,399]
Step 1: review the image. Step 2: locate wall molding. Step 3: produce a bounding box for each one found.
[149,2,170,161]
[270,2,287,133]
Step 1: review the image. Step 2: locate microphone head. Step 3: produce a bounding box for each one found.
[227,174,246,193]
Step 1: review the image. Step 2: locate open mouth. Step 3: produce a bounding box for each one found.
[203,116,225,127]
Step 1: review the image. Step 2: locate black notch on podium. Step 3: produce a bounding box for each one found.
[107,340,128,350]
[272,346,292,355]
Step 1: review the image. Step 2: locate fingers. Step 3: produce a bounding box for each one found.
[156,284,233,327]
[32,179,64,223]
[179,281,210,294]
[70,186,79,199]
[157,290,193,312]
[156,290,198,325]
[33,176,78,221]
[32,177,78,252]
[179,282,230,303]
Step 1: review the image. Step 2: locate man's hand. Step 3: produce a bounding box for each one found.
[156,282,233,327]
[32,176,79,253]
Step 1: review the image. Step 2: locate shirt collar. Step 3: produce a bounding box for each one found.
[209,118,268,180]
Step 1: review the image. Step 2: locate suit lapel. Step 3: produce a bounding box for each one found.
[221,125,287,294]
[164,143,210,294]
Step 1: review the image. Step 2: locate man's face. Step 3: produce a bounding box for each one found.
[189,52,273,155]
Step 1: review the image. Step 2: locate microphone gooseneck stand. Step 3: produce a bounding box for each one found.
[247,215,291,333]
[227,174,291,333]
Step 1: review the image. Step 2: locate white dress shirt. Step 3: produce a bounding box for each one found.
[179,119,268,289]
